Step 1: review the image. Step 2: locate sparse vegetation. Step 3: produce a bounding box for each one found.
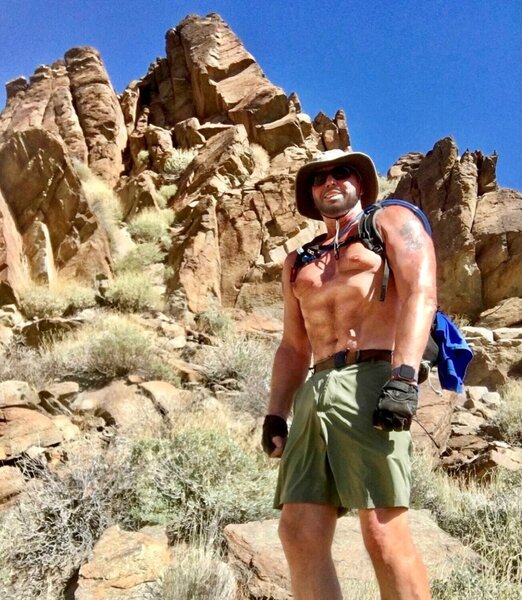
[495,380,522,446]
[146,540,236,600]
[199,333,277,417]
[0,313,176,387]
[114,242,166,274]
[128,208,175,243]
[411,452,522,595]
[105,271,163,312]
[19,285,69,319]
[137,149,150,167]
[74,161,122,246]
[19,281,97,319]
[194,308,234,338]
[158,184,178,207]
[163,148,196,178]
[0,441,134,599]
[128,426,277,541]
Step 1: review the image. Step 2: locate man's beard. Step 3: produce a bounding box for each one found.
[315,190,360,218]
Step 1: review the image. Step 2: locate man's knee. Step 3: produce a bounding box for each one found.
[359,508,414,563]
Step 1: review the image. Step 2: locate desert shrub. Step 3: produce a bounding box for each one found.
[431,565,522,600]
[137,149,150,167]
[128,208,175,243]
[19,285,68,319]
[194,308,234,339]
[61,283,97,311]
[105,271,162,312]
[495,381,522,446]
[158,184,178,207]
[0,441,134,599]
[128,427,277,541]
[146,540,236,600]
[0,314,178,387]
[114,242,166,274]
[249,143,270,179]
[163,148,196,178]
[74,162,122,246]
[199,334,277,417]
[411,452,522,588]
[19,282,97,319]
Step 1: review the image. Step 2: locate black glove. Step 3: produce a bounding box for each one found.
[262,415,288,456]
[373,380,418,432]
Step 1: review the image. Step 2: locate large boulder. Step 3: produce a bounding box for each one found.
[0,407,62,460]
[75,526,172,600]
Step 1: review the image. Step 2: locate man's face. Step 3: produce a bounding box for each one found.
[311,164,362,218]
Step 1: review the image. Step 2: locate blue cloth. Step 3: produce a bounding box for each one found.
[432,311,473,393]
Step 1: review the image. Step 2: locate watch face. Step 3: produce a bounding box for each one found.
[393,364,417,381]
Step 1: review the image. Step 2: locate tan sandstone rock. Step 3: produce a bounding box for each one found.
[0,407,62,460]
[64,47,127,186]
[0,380,39,408]
[0,128,112,286]
[0,465,25,504]
[76,525,172,600]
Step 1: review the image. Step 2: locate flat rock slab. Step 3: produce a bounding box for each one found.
[224,510,478,599]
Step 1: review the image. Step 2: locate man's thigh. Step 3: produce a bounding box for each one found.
[280,503,339,546]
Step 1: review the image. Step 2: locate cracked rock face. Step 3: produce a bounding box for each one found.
[394,137,522,318]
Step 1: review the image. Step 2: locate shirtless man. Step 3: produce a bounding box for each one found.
[262,149,437,599]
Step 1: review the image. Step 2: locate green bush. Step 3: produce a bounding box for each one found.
[0,314,179,387]
[163,148,196,178]
[158,184,178,207]
[128,427,277,541]
[19,285,68,319]
[0,442,134,599]
[137,149,150,167]
[128,208,175,243]
[19,283,97,319]
[194,308,234,339]
[114,242,166,274]
[105,272,162,312]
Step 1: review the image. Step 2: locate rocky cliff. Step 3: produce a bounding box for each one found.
[0,12,520,323]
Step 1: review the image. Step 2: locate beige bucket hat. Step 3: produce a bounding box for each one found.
[295,148,380,220]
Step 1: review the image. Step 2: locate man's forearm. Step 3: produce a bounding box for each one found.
[392,291,437,372]
[267,343,311,418]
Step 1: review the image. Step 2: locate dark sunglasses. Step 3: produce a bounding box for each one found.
[312,166,358,186]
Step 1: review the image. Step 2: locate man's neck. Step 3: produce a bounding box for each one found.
[322,204,362,238]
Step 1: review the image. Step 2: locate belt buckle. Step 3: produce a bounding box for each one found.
[333,350,347,369]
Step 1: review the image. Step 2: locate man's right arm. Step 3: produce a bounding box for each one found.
[264,253,312,457]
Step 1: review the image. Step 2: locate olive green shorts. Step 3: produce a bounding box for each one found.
[274,361,412,514]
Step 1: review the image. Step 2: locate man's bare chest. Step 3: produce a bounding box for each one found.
[292,243,383,298]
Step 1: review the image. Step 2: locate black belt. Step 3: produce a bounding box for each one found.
[313,349,392,373]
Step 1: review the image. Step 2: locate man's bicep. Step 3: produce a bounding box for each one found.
[378,208,437,295]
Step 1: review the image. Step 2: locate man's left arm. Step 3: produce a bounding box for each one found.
[372,206,437,432]
[377,205,438,374]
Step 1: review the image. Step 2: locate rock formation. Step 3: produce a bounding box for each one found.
[391,138,522,319]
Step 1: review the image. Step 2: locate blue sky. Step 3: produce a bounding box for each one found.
[1,0,520,189]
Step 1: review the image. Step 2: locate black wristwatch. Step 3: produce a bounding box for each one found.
[391,364,418,383]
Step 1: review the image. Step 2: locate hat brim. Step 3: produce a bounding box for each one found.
[295,151,380,220]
